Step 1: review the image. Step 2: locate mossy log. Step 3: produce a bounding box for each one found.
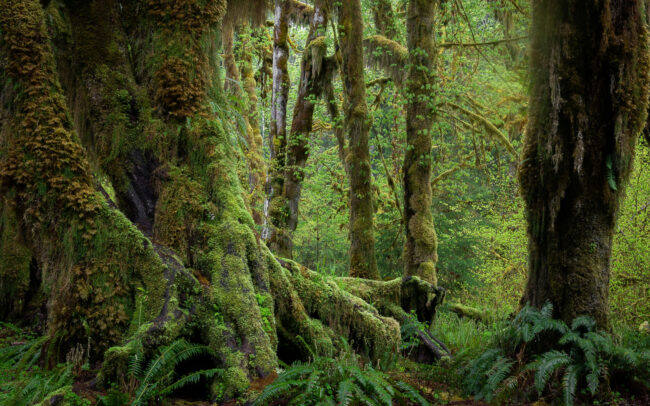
[0,0,443,402]
[448,303,489,323]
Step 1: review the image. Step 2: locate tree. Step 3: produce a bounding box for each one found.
[338,0,380,280]
[403,0,440,286]
[267,0,336,259]
[0,0,441,401]
[267,0,292,257]
[519,0,650,328]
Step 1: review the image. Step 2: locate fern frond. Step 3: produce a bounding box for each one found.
[253,381,298,406]
[395,381,431,406]
[158,368,223,396]
[571,316,596,332]
[275,363,314,383]
[562,364,580,406]
[484,357,515,401]
[534,350,570,394]
[337,378,358,406]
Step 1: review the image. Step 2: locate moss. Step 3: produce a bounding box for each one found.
[0,201,32,318]
[403,0,438,286]
[278,258,400,360]
[34,385,74,406]
[362,35,408,83]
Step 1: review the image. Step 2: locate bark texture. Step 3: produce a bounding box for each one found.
[519,0,650,328]
[338,0,380,280]
[403,0,439,285]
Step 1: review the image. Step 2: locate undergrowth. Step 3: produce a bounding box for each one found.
[253,339,430,406]
[462,303,650,405]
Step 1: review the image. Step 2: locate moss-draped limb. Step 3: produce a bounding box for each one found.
[338,0,380,280]
[362,35,408,83]
[277,259,400,360]
[519,0,650,328]
[403,0,440,285]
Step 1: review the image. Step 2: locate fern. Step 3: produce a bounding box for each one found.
[534,350,570,394]
[395,380,431,406]
[130,339,218,406]
[465,304,650,406]
[337,378,358,405]
[562,364,580,406]
[253,341,427,406]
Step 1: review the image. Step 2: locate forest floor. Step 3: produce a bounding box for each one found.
[2,318,649,405]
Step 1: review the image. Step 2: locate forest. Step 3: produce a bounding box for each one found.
[0,0,649,405]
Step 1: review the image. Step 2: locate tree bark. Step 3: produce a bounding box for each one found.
[338,0,380,280]
[403,0,439,285]
[519,0,650,329]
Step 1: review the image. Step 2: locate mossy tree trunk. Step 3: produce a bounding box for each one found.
[268,0,332,260]
[267,0,292,258]
[519,0,650,329]
[338,0,380,280]
[0,0,442,401]
[371,0,399,41]
[403,0,439,286]
[238,23,266,225]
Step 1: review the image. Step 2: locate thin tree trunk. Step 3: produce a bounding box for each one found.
[268,0,292,257]
[278,0,330,257]
[239,23,267,225]
[338,0,379,280]
[371,0,399,40]
[519,0,649,329]
[403,0,439,286]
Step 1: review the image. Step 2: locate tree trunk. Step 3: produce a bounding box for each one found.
[519,0,650,329]
[0,0,439,401]
[267,0,292,258]
[403,0,439,285]
[269,0,332,259]
[338,0,380,280]
[371,0,399,41]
